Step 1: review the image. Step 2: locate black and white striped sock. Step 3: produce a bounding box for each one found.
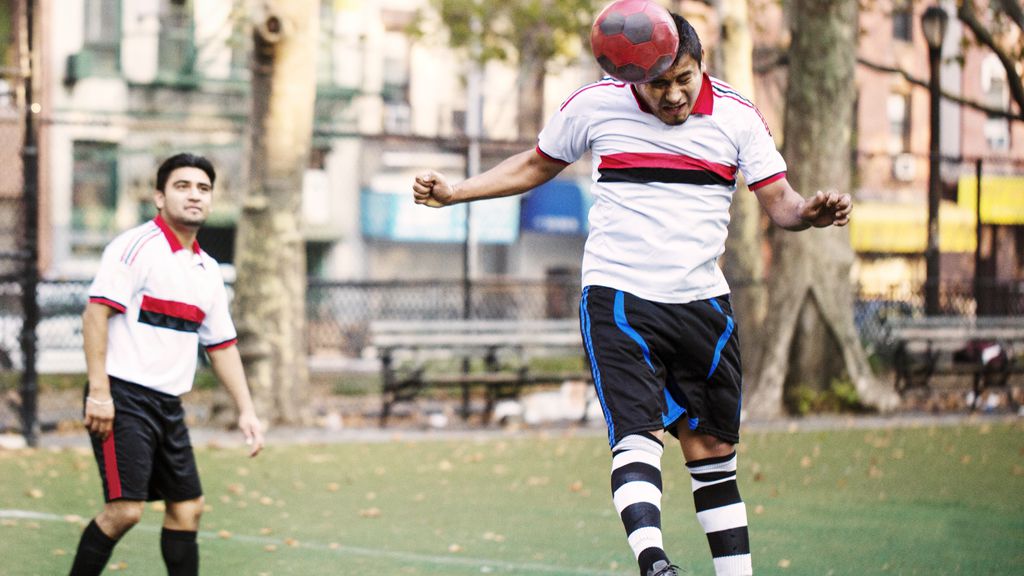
[611,432,668,575]
[686,451,752,576]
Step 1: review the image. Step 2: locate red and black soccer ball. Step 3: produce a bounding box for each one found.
[589,0,679,84]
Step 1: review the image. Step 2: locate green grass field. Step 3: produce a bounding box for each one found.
[1,420,1022,575]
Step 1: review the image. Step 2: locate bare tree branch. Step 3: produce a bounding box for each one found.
[857,56,1024,121]
[958,0,1024,115]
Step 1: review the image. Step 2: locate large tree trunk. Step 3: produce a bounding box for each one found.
[746,0,899,418]
[718,0,767,377]
[233,2,318,425]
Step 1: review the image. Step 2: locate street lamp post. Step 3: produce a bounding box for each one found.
[921,5,948,316]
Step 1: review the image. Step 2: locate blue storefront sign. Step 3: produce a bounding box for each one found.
[520,179,591,236]
[361,188,519,244]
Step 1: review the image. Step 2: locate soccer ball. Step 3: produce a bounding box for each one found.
[589,0,679,84]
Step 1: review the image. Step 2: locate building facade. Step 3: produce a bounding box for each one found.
[16,0,1024,295]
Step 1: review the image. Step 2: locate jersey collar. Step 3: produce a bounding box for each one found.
[630,73,715,117]
[154,214,201,254]
[692,73,714,115]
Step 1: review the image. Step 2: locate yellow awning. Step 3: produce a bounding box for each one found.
[850,201,976,254]
[957,175,1024,225]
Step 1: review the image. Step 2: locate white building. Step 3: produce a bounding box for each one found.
[40,0,598,282]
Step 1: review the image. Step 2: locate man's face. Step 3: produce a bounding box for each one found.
[154,166,212,229]
[635,53,703,126]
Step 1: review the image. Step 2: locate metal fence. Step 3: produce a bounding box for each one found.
[0,274,1021,434]
[2,275,1020,367]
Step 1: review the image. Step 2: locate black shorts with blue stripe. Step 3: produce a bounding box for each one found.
[579,285,743,448]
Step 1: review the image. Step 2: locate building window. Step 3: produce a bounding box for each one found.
[71,141,118,255]
[83,0,120,75]
[981,55,1010,151]
[381,31,411,134]
[0,1,14,109]
[317,0,336,85]
[0,1,12,70]
[892,0,913,43]
[887,93,911,154]
[158,0,195,80]
[227,1,250,79]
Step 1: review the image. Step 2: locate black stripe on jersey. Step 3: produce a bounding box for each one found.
[706,527,751,557]
[611,462,664,493]
[620,502,662,530]
[138,310,202,333]
[598,167,736,187]
[693,481,742,512]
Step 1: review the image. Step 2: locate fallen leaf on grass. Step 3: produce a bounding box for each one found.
[108,561,128,571]
[259,496,274,506]
[284,537,299,547]
[329,542,341,550]
[227,483,245,495]
[259,527,273,535]
[26,488,43,499]
[217,530,232,539]
[482,532,506,542]
[800,456,812,469]
[359,507,381,518]
[960,454,972,465]
[778,559,791,569]
[64,514,82,524]
[264,544,277,552]
[52,549,67,556]
[448,544,463,553]
[569,480,584,492]
[753,505,765,515]
[326,482,340,492]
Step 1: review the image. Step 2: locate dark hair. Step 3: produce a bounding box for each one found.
[155,153,216,191]
[672,14,703,68]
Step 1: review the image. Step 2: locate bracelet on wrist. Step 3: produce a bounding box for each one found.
[86,396,113,406]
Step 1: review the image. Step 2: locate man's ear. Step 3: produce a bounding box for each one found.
[153,190,165,211]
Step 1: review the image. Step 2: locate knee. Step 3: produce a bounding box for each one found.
[100,501,144,535]
[166,496,204,529]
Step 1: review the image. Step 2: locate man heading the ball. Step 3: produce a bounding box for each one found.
[412,13,850,576]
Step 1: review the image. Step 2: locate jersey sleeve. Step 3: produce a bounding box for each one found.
[87,236,138,313]
[736,105,787,190]
[536,99,591,165]
[198,265,238,351]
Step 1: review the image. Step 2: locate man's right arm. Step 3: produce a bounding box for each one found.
[413,148,567,208]
[82,302,117,439]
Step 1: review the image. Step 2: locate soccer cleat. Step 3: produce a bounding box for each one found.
[646,559,682,576]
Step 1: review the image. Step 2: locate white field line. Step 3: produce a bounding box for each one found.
[0,509,627,576]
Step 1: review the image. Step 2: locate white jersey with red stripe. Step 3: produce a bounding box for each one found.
[537,74,786,303]
[88,215,237,396]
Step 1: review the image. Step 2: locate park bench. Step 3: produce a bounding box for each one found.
[885,316,1024,409]
[368,319,591,426]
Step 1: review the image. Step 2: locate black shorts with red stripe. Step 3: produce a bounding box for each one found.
[85,377,202,503]
[579,285,744,448]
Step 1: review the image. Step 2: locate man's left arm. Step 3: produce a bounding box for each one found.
[207,345,264,457]
[752,177,852,231]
